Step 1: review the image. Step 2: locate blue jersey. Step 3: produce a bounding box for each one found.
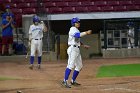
[2,19,13,36]
[68,27,81,46]
[2,12,16,24]
[2,12,14,19]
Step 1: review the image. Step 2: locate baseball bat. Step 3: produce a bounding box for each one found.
[25,52,29,58]
[25,42,31,58]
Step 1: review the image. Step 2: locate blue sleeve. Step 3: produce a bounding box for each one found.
[74,32,80,38]
[2,19,7,25]
[2,13,7,19]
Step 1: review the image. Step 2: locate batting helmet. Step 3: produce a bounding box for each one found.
[71,17,80,26]
[33,15,40,23]
[127,22,134,27]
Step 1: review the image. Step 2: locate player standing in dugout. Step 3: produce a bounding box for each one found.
[61,17,92,88]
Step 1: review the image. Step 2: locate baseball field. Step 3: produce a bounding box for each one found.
[0,56,140,93]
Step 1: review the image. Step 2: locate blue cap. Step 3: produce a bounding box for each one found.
[33,16,40,23]
[127,22,134,27]
[71,17,80,26]
[6,5,10,9]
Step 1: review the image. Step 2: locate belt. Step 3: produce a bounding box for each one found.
[34,38,41,40]
[73,45,80,48]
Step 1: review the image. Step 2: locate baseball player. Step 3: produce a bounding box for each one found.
[127,22,134,49]
[28,15,47,70]
[61,17,92,88]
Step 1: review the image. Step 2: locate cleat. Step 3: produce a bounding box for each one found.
[71,81,81,86]
[29,65,33,70]
[61,81,71,88]
[37,64,41,69]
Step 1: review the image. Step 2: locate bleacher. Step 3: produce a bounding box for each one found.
[1,0,140,27]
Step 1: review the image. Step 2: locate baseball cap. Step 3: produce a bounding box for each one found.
[71,17,80,26]
[33,15,40,22]
[6,5,10,9]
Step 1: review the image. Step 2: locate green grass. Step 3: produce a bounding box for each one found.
[0,76,20,81]
[96,64,140,78]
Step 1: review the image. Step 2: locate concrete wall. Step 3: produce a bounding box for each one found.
[80,34,101,59]
[102,48,140,58]
[22,16,33,38]
[59,34,101,59]
[59,35,68,59]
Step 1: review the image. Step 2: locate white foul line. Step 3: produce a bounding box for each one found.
[103,87,140,93]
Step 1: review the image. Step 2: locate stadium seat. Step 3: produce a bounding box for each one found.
[80,1,94,6]
[75,7,88,13]
[126,5,140,11]
[67,2,81,6]
[63,7,75,13]
[63,0,75,1]
[30,3,38,8]
[94,1,107,6]
[106,1,119,6]
[43,2,56,7]
[42,0,50,2]
[77,0,91,1]
[119,1,132,5]
[0,0,11,3]
[113,6,126,12]
[49,7,62,14]
[101,6,113,12]
[24,0,37,3]
[12,0,24,3]
[133,0,140,5]
[88,6,101,12]
[30,3,43,8]
[17,3,30,8]
[11,9,22,14]
[50,0,62,1]
[55,2,68,7]
[22,8,36,14]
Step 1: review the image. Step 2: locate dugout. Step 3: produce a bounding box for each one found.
[22,16,140,59]
[22,11,140,59]
[50,18,140,59]
[50,19,103,59]
[101,18,140,58]
[22,15,103,60]
[101,18,140,49]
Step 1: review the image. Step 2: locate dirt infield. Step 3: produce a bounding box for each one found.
[0,57,140,93]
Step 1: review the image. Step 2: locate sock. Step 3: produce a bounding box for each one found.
[30,56,34,64]
[72,70,79,82]
[64,68,71,82]
[38,56,41,64]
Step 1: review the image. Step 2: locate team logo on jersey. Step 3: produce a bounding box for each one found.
[32,28,42,32]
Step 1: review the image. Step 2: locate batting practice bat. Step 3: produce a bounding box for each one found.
[25,52,29,58]
[25,42,31,58]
